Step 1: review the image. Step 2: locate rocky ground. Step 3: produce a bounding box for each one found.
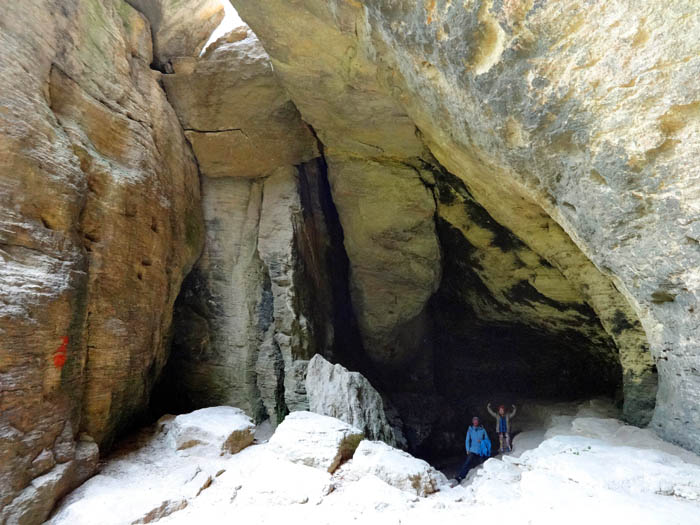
[48,401,700,525]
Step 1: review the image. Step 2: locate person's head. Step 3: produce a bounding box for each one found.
[498,405,505,415]
[472,416,480,427]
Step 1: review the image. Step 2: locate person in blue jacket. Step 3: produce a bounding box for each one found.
[455,416,491,483]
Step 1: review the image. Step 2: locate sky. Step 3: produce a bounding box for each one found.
[201,0,245,54]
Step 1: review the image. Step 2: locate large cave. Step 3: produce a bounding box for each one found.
[2,0,698,523]
[142,1,663,462]
[146,3,659,461]
[152,144,657,460]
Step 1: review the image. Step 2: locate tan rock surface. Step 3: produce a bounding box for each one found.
[156,26,347,426]
[163,28,318,178]
[231,0,698,446]
[229,1,443,370]
[0,1,203,521]
[327,158,440,365]
[125,0,224,67]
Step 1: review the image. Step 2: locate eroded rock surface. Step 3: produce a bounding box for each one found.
[230,0,699,450]
[163,26,318,178]
[227,0,443,370]
[1,1,203,522]
[125,0,224,68]
[306,354,405,447]
[153,27,356,427]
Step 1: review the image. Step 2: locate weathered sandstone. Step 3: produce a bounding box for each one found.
[154,27,353,427]
[230,0,699,449]
[0,1,203,521]
[306,354,405,447]
[125,0,224,68]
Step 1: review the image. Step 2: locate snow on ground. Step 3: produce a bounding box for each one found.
[48,401,700,525]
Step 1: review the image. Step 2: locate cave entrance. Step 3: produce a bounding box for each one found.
[369,166,656,466]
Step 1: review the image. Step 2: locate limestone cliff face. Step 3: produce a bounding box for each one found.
[231,0,699,450]
[0,1,203,521]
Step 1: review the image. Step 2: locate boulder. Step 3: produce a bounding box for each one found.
[347,440,447,497]
[268,412,363,473]
[234,458,333,506]
[162,26,318,179]
[169,407,255,456]
[306,354,405,447]
[125,0,224,67]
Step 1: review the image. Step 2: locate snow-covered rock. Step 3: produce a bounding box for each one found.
[168,406,255,456]
[268,411,363,473]
[306,354,405,447]
[48,422,219,525]
[324,474,419,512]
[235,457,333,506]
[347,440,447,497]
[48,401,700,525]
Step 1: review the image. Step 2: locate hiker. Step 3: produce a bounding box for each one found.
[454,416,491,483]
[487,403,517,453]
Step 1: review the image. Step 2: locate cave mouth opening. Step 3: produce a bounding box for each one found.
[363,165,654,467]
[147,152,654,472]
[375,311,625,468]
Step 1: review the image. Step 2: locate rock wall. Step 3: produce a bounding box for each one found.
[153,27,360,426]
[230,0,699,451]
[0,1,203,522]
[125,0,224,69]
[224,1,444,372]
[360,0,699,448]
[3,3,699,522]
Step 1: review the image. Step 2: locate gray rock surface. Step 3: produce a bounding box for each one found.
[155,27,347,427]
[306,355,405,448]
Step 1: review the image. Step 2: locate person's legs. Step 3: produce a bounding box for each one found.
[505,433,512,452]
[456,454,477,481]
[498,433,505,452]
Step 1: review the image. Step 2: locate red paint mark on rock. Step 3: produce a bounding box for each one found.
[53,336,68,368]
[53,353,67,368]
